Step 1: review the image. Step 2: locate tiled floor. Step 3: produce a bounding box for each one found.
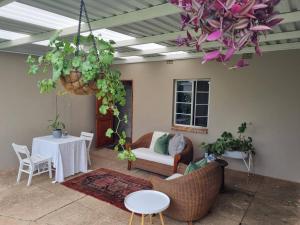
[0,148,299,225]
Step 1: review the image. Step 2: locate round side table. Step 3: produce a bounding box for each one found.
[124,190,170,225]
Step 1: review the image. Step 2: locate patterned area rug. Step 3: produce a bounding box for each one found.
[63,168,152,211]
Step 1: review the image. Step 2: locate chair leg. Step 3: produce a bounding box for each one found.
[27,167,33,186]
[16,164,23,184]
[87,150,91,166]
[187,222,193,225]
[127,161,132,170]
[48,160,52,179]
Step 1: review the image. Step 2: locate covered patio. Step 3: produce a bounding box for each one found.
[0,0,299,225]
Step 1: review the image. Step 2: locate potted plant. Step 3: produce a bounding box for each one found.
[48,114,65,138]
[202,122,255,159]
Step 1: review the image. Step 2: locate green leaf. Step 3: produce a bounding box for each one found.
[29,65,39,75]
[99,105,109,115]
[72,56,81,68]
[105,128,114,138]
[113,108,120,116]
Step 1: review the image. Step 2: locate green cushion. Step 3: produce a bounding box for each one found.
[154,134,171,155]
[184,158,208,175]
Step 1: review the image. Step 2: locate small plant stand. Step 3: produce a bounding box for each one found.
[222,151,254,176]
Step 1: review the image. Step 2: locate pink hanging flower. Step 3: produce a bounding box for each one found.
[169,0,283,68]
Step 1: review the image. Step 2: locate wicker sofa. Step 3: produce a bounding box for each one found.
[127,132,193,176]
[151,162,222,225]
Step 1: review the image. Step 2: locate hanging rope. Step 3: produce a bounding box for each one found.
[75,0,99,63]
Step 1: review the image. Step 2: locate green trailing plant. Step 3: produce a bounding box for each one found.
[26,34,135,161]
[202,122,255,156]
[26,33,115,93]
[48,114,65,131]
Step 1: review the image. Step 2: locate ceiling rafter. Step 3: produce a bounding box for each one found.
[114,42,300,64]
[115,30,300,57]
[0,3,181,49]
[114,10,300,49]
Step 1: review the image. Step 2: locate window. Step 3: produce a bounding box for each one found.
[173,79,210,128]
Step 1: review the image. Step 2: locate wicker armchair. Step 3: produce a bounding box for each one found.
[151,162,222,225]
[127,132,193,176]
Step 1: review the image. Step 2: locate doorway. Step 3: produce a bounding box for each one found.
[115,80,133,143]
[95,80,133,148]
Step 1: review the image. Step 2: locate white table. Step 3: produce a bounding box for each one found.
[124,190,170,225]
[32,135,87,183]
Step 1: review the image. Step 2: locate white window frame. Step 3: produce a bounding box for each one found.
[173,79,210,128]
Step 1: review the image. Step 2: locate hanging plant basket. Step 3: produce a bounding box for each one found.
[26,0,114,96]
[60,71,99,95]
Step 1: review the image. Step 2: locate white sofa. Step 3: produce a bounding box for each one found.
[128,131,193,176]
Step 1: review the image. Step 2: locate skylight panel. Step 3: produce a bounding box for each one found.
[0,29,29,40]
[119,56,143,60]
[34,40,50,46]
[160,51,188,56]
[0,2,78,29]
[130,43,165,51]
[82,29,135,42]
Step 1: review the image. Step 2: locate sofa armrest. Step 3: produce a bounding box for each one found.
[127,132,153,149]
[177,138,194,165]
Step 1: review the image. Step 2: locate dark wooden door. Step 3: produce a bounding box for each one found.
[95,99,114,148]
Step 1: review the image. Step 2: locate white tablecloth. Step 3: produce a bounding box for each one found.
[32,135,87,182]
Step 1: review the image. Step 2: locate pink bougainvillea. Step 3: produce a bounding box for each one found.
[170,0,283,68]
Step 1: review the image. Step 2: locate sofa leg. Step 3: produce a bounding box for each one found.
[128,161,132,170]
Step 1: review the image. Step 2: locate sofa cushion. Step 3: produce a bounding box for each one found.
[132,148,174,166]
[168,133,186,157]
[154,134,171,155]
[149,131,169,151]
[166,173,183,180]
[184,158,208,175]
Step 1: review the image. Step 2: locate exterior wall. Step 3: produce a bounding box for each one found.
[116,50,300,183]
[0,52,95,171]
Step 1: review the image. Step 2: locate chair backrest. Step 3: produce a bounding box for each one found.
[12,143,32,164]
[80,132,94,151]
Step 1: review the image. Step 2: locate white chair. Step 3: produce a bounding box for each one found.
[12,143,52,186]
[80,132,94,166]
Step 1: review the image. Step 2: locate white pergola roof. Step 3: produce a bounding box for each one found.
[0,0,299,64]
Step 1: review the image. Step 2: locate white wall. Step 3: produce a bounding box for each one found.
[1,50,299,183]
[0,52,95,171]
[116,50,300,183]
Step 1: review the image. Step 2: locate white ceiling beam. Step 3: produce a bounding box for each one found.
[0,0,14,7]
[0,3,181,49]
[115,30,300,57]
[114,10,300,48]
[280,10,300,24]
[114,42,300,64]
[114,30,186,47]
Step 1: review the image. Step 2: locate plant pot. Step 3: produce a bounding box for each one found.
[60,71,99,95]
[52,129,62,138]
[222,150,248,159]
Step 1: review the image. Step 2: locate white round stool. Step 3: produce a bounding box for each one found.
[124,190,170,225]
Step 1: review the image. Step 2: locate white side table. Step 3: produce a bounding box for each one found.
[124,190,170,225]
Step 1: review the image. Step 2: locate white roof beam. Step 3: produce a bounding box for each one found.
[0,3,181,49]
[114,10,300,48]
[115,30,300,57]
[114,42,300,64]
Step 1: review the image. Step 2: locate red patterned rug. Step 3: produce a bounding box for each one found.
[63,168,152,211]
